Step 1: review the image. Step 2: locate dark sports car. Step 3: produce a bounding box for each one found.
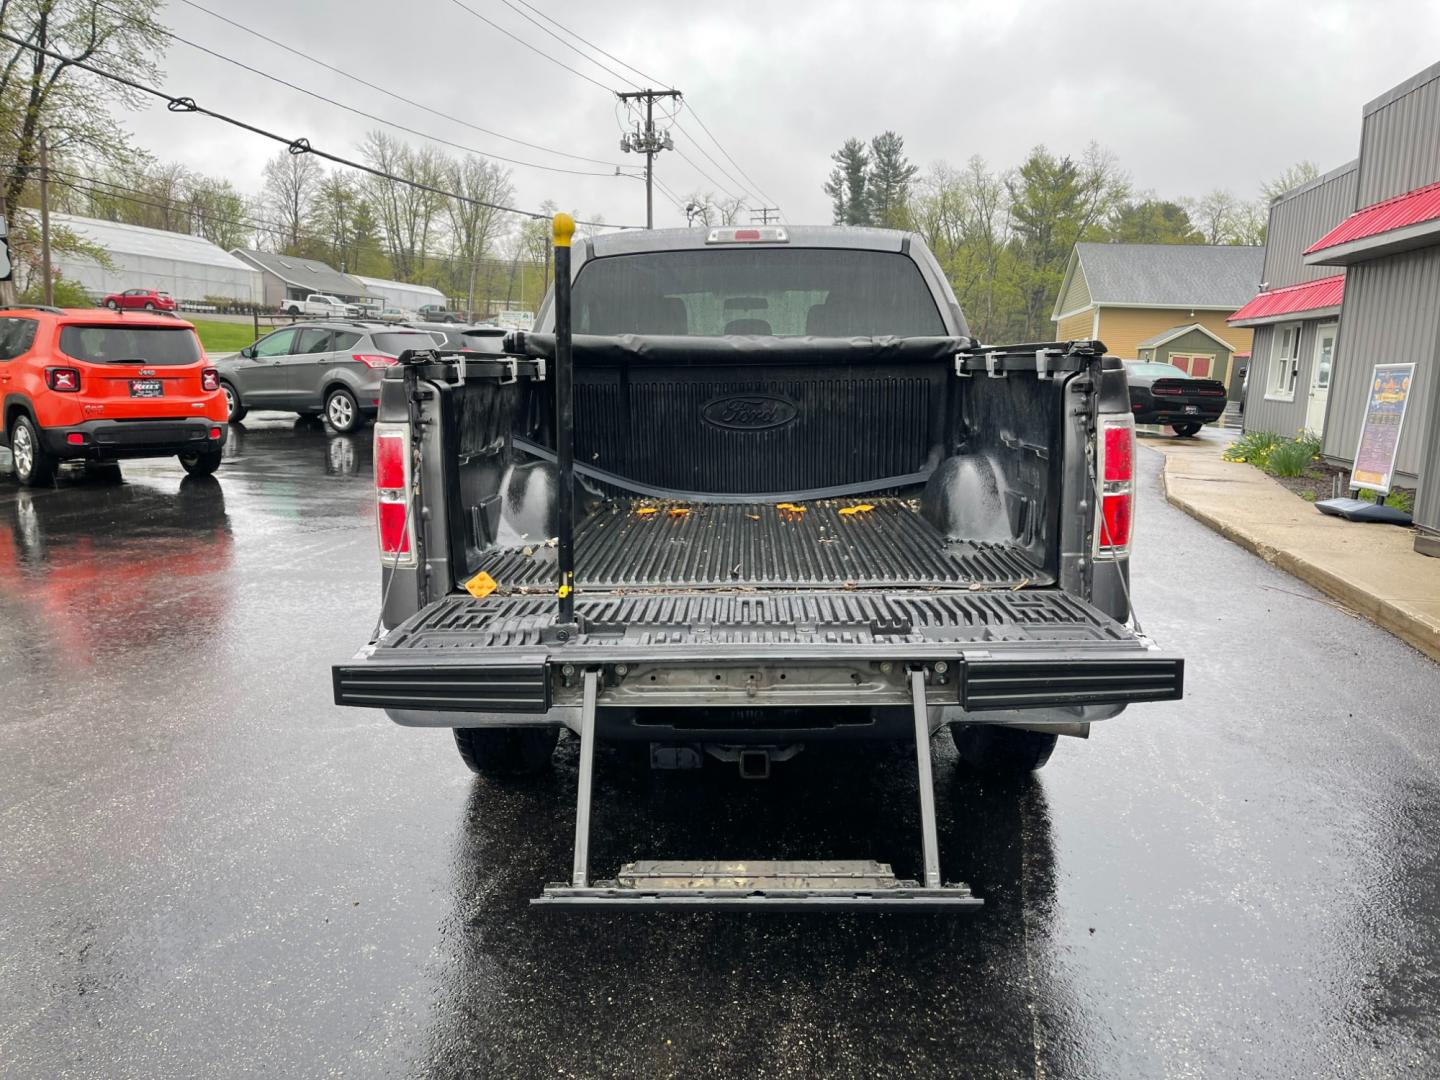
[1124,361,1228,436]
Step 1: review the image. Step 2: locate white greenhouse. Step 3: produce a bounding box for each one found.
[351,274,446,312]
[49,213,263,307]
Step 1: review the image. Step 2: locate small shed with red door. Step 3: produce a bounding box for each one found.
[1133,324,1236,383]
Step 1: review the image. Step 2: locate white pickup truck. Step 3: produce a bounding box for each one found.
[282,293,359,318]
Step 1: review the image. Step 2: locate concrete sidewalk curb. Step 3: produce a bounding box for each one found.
[1150,439,1440,665]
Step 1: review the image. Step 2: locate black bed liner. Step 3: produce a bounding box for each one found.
[477,498,1047,592]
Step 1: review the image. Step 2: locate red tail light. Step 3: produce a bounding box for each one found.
[201,368,219,391]
[46,367,80,392]
[1151,385,1183,396]
[377,501,411,555]
[354,353,398,369]
[374,428,406,489]
[374,424,415,564]
[1095,417,1135,556]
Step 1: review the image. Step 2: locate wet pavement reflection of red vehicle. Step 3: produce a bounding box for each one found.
[0,472,232,667]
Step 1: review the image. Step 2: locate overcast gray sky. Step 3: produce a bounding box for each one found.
[121,0,1440,229]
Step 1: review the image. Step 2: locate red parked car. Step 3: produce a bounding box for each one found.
[102,288,176,312]
[0,305,227,485]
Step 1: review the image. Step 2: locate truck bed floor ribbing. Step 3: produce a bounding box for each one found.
[476,498,1047,592]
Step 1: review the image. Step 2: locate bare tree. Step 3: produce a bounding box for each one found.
[360,132,447,281]
[261,150,323,251]
[682,191,717,226]
[1193,189,1241,245]
[444,155,513,313]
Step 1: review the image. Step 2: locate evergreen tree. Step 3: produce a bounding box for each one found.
[868,131,918,229]
[823,138,871,225]
[1108,199,1202,245]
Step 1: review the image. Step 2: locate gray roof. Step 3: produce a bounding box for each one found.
[230,248,364,297]
[1071,242,1265,308]
[1135,323,1236,351]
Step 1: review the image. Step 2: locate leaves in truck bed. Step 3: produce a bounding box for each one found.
[838,504,875,516]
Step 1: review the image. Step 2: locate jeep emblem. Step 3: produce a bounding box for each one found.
[700,393,799,431]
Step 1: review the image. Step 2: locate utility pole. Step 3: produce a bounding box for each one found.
[618,89,682,229]
[39,131,53,306]
[750,207,781,225]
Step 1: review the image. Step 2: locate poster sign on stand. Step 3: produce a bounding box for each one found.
[1350,362,1415,494]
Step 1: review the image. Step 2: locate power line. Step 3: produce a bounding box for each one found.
[671,146,746,206]
[7,167,565,274]
[493,0,643,91]
[682,104,782,212]
[0,30,635,228]
[119,11,632,179]
[479,0,779,217]
[172,0,625,170]
[444,0,619,94]
[672,124,761,206]
[508,0,673,90]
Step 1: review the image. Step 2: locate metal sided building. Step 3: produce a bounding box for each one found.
[229,249,366,308]
[1308,61,1440,557]
[48,213,264,307]
[350,274,445,313]
[1231,60,1440,556]
[1230,162,1357,439]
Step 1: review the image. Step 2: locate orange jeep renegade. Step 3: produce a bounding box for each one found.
[0,305,228,486]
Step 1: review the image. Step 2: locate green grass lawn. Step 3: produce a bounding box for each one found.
[190,318,275,355]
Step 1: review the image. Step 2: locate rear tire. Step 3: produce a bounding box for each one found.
[178,446,222,476]
[951,724,1058,774]
[9,415,56,487]
[454,726,559,777]
[1172,422,1202,437]
[144,301,156,311]
[220,381,247,423]
[324,386,361,433]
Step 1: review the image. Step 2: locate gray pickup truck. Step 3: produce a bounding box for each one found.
[333,223,1183,911]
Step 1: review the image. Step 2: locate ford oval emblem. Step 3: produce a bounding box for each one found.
[700,393,799,432]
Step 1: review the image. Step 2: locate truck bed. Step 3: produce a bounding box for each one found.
[477,497,1049,592]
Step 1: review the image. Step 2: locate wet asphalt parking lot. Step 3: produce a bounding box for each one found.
[1,418,1439,1079]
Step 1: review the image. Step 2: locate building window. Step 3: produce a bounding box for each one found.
[1267,325,1300,400]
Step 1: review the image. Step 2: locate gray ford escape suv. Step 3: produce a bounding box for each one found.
[215,321,442,432]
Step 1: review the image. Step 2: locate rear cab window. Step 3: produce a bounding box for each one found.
[58,324,202,365]
[571,248,946,337]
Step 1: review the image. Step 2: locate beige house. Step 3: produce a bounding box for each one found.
[1052,243,1263,381]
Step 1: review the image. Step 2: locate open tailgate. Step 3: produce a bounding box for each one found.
[334,589,1182,714]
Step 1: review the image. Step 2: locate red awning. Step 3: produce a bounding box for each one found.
[1305,180,1440,255]
[1228,275,1345,324]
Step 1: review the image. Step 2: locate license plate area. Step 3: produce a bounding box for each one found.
[130,379,164,398]
[1183,404,1199,414]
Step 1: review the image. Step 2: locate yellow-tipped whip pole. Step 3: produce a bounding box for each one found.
[552,213,577,628]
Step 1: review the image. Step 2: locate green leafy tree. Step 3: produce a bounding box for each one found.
[867,131,917,229]
[824,138,870,225]
[1006,144,1129,338]
[1108,199,1202,244]
[184,176,249,251]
